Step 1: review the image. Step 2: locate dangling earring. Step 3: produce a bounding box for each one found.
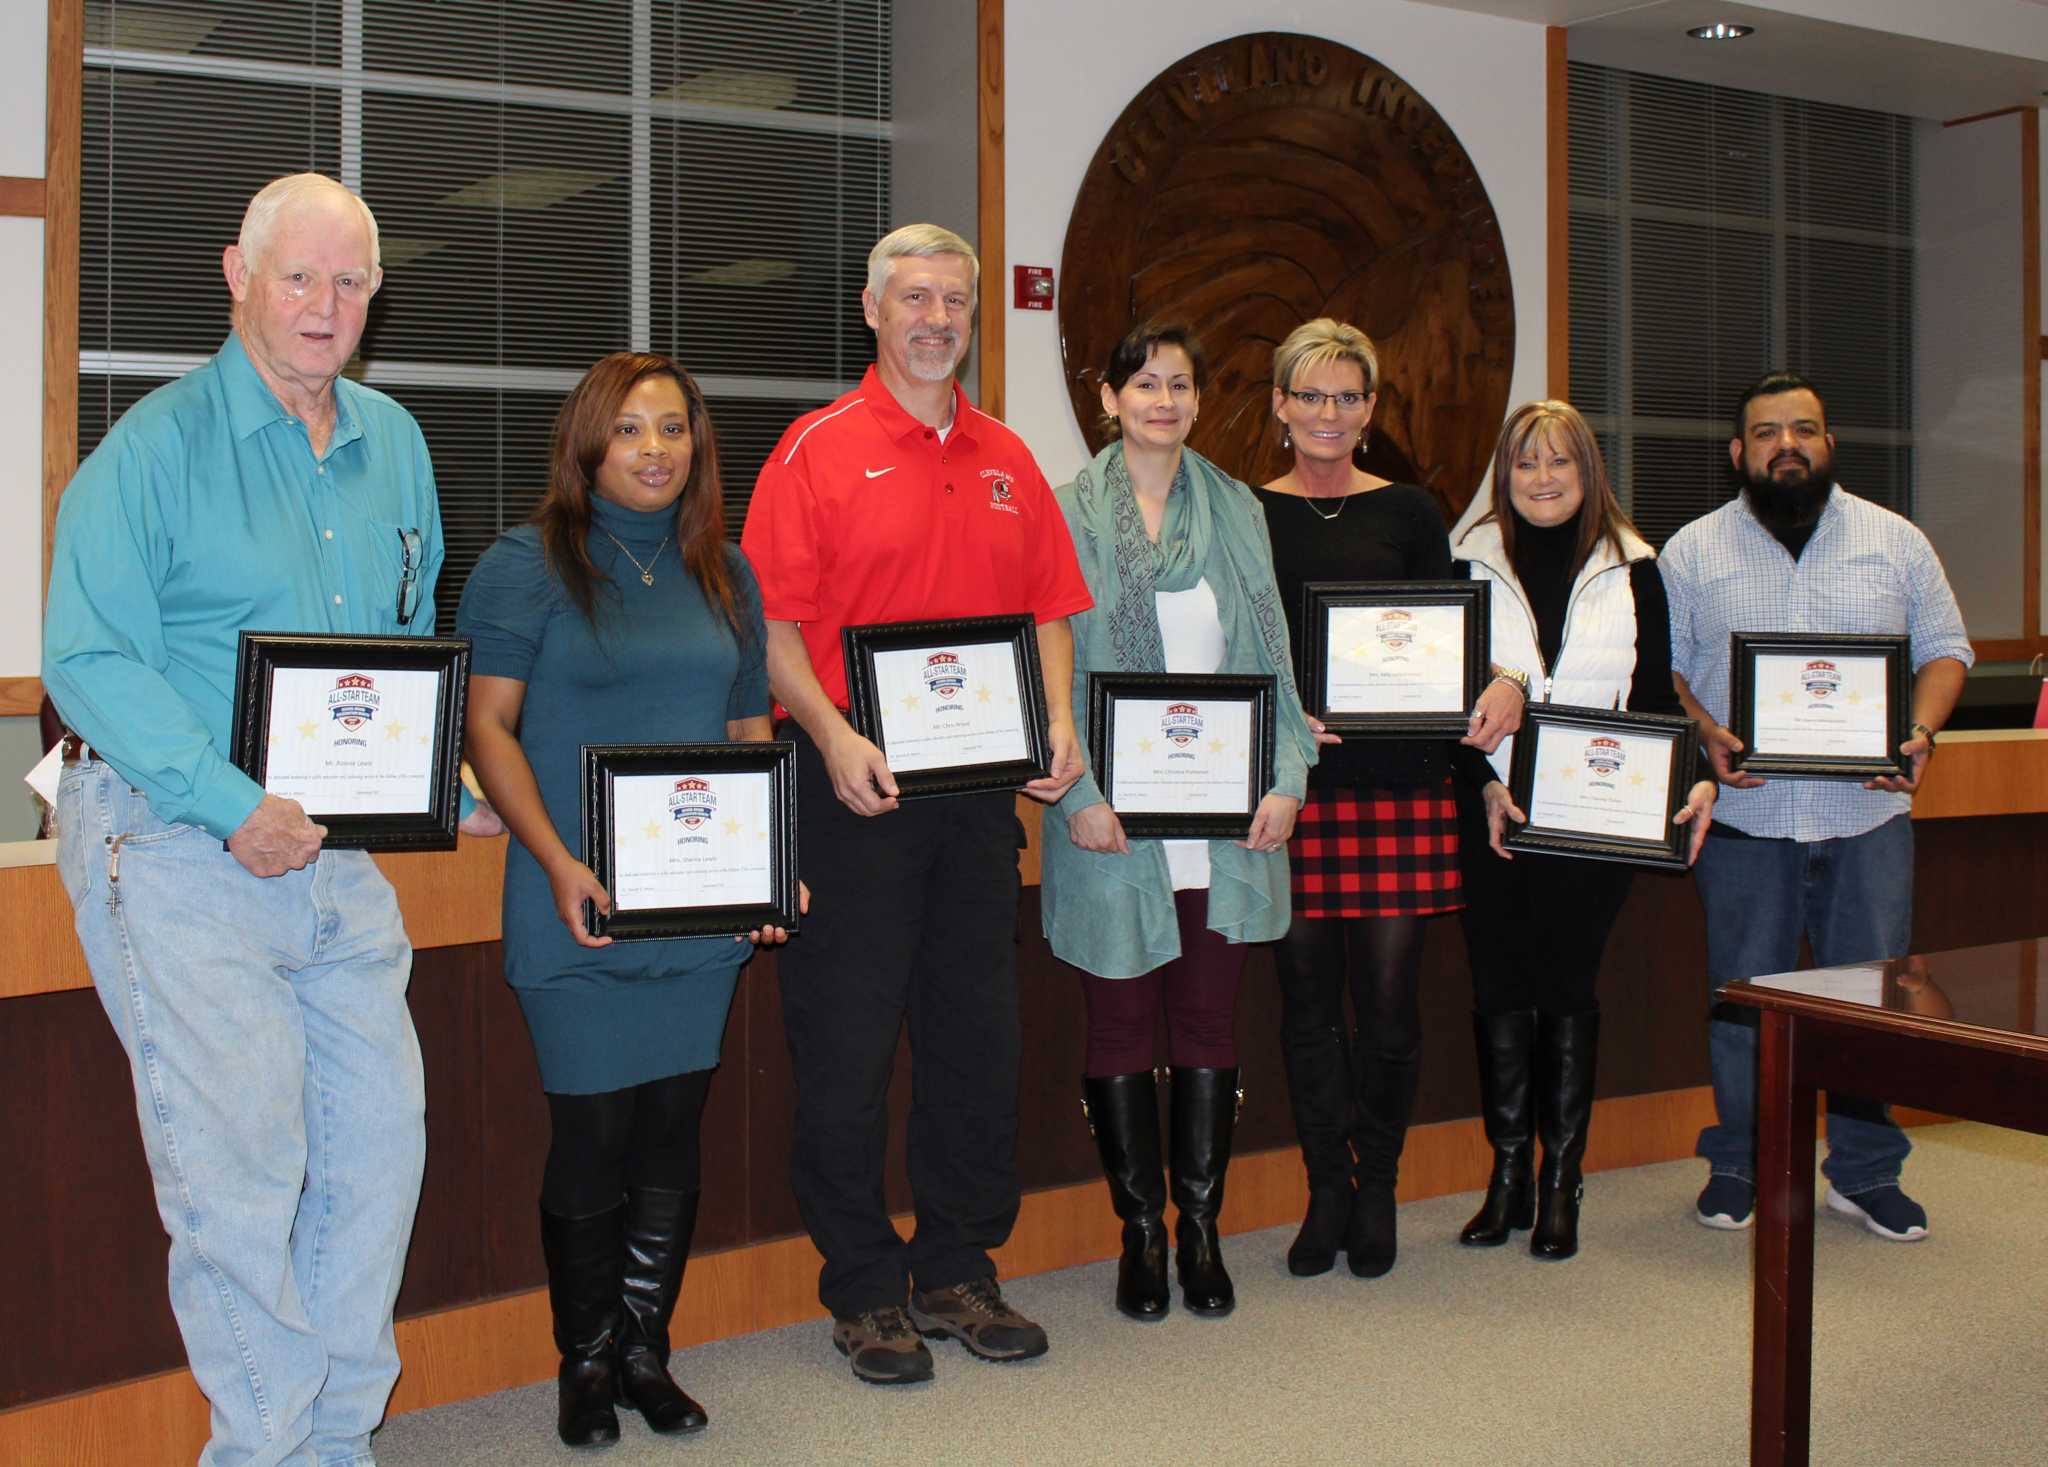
[1282,427,1293,451]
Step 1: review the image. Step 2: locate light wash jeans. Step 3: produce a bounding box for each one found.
[57,760,426,1467]
[1692,814,1913,1196]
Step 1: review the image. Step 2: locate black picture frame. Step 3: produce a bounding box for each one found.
[1727,632,1911,780]
[841,613,1052,798]
[1503,704,1700,870]
[1297,580,1491,738]
[230,631,470,851]
[1086,672,1277,838]
[582,741,800,941]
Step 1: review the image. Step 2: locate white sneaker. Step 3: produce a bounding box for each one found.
[1825,1184,1929,1242]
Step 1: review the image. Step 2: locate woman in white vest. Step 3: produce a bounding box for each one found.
[1450,400,1715,1260]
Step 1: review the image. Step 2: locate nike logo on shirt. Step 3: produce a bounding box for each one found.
[864,466,896,479]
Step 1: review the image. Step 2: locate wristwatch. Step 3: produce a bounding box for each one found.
[1489,665,1530,698]
[1911,721,1936,749]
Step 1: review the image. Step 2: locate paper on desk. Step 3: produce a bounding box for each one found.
[1748,965,1885,1006]
[24,741,61,807]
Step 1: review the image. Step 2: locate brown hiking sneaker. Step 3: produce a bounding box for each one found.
[831,1306,935,1385]
[908,1278,1050,1362]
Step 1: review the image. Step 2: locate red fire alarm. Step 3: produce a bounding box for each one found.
[1013,264,1054,311]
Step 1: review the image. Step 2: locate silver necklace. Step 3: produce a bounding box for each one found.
[601,529,667,586]
[1302,492,1351,522]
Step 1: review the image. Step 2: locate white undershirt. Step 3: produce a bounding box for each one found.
[1154,578,1225,890]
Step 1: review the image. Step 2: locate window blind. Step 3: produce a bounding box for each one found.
[1568,63,1914,547]
[79,0,892,625]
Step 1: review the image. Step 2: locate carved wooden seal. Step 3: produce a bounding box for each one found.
[1057,32,1515,515]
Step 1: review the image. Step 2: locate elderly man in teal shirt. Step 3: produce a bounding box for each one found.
[44,173,444,1467]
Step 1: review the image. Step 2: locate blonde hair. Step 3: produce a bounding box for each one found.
[866,222,978,301]
[238,172,381,272]
[1466,399,1639,575]
[1272,317,1380,395]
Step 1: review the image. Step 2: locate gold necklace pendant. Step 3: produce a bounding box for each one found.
[602,529,666,587]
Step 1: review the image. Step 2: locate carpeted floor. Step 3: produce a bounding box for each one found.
[372,1124,2048,1466]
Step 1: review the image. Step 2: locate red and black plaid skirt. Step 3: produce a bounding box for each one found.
[1288,779,1463,919]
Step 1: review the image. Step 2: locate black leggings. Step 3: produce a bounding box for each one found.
[1456,791,1631,1016]
[1271,914,1427,1061]
[539,1068,714,1217]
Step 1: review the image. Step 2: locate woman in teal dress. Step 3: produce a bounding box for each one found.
[459,351,789,1448]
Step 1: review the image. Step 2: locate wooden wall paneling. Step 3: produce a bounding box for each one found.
[392,944,491,1319]
[368,837,506,949]
[0,858,90,999]
[1546,26,1569,400]
[738,943,805,1243]
[0,990,185,1408]
[474,948,549,1298]
[43,0,81,601]
[976,0,1005,419]
[0,176,47,216]
[2022,107,2041,654]
[1910,732,2048,819]
[0,676,44,716]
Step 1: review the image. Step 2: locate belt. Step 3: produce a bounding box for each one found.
[59,730,95,764]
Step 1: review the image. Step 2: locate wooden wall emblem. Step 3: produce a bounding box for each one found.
[1058,33,1515,514]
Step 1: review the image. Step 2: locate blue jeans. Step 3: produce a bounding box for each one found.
[1691,814,1913,1195]
[57,761,426,1467]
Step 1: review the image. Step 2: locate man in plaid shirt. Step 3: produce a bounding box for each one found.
[1661,370,1971,1243]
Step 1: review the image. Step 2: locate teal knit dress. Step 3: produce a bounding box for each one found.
[457,498,770,1094]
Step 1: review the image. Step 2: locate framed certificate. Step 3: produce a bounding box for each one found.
[1727,633,1910,779]
[582,742,800,941]
[1297,581,1490,737]
[1086,672,1277,838]
[230,631,469,850]
[1503,705,1700,870]
[842,614,1052,798]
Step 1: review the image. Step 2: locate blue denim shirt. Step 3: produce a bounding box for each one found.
[44,332,445,838]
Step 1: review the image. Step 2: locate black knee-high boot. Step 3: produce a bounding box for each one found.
[1169,1066,1239,1317]
[1460,1010,1538,1246]
[1273,928,1355,1277]
[1083,1071,1170,1321]
[541,1203,624,1449]
[1348,1048,1419,1278]
[616,1186,709,1433]
[1531,1009,1600,1261]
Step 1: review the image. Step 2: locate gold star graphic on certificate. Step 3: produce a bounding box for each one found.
[1778,690,1796,705]
[298,719,318,739]
[1846,692,1864,706]
[269,731,282,746]
[1137,737,1154,754]
[1420,643,1441,659]
[902,691,921,711]
[641,820,662,840]
[976,685,992,703]
[384,721,406,741]
[755,828,767,840]
[418,733,429,745]
[722,817,741,836]
[1207,737,1225,753]
[1557,765,1578,781]
[1628,771,1647,788]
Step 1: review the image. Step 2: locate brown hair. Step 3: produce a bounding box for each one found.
[533,351,741,636]
[1465,400,1639,576]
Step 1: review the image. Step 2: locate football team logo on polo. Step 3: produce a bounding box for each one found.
[1375,609,1415,653]
[923,652,967,699]
[1802,660,1841,699]
[1583,736,1625,779]
[668,777,716,830]
[328,673,381,730]
[1162,702,1203,747]
[981,468,1020,515]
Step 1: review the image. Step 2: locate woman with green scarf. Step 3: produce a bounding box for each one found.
[1043,321,1318,1322]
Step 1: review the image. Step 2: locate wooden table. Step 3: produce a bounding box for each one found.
[1721,939,2047,1466]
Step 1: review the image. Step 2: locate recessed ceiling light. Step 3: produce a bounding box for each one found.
[1687,22,1754,41]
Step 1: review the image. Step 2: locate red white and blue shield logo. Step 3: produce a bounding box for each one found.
[668,777,717,829]
[1162,702,1203,747]
[328,672,380,730]
[923,652,967,699]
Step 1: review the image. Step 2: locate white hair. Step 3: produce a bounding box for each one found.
[866,222,978,302]
[237,172,381,271]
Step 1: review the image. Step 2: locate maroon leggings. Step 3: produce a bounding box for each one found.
[1080,889,1249,1076]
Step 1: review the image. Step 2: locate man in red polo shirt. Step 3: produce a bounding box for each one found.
[742,223,1091,1385]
